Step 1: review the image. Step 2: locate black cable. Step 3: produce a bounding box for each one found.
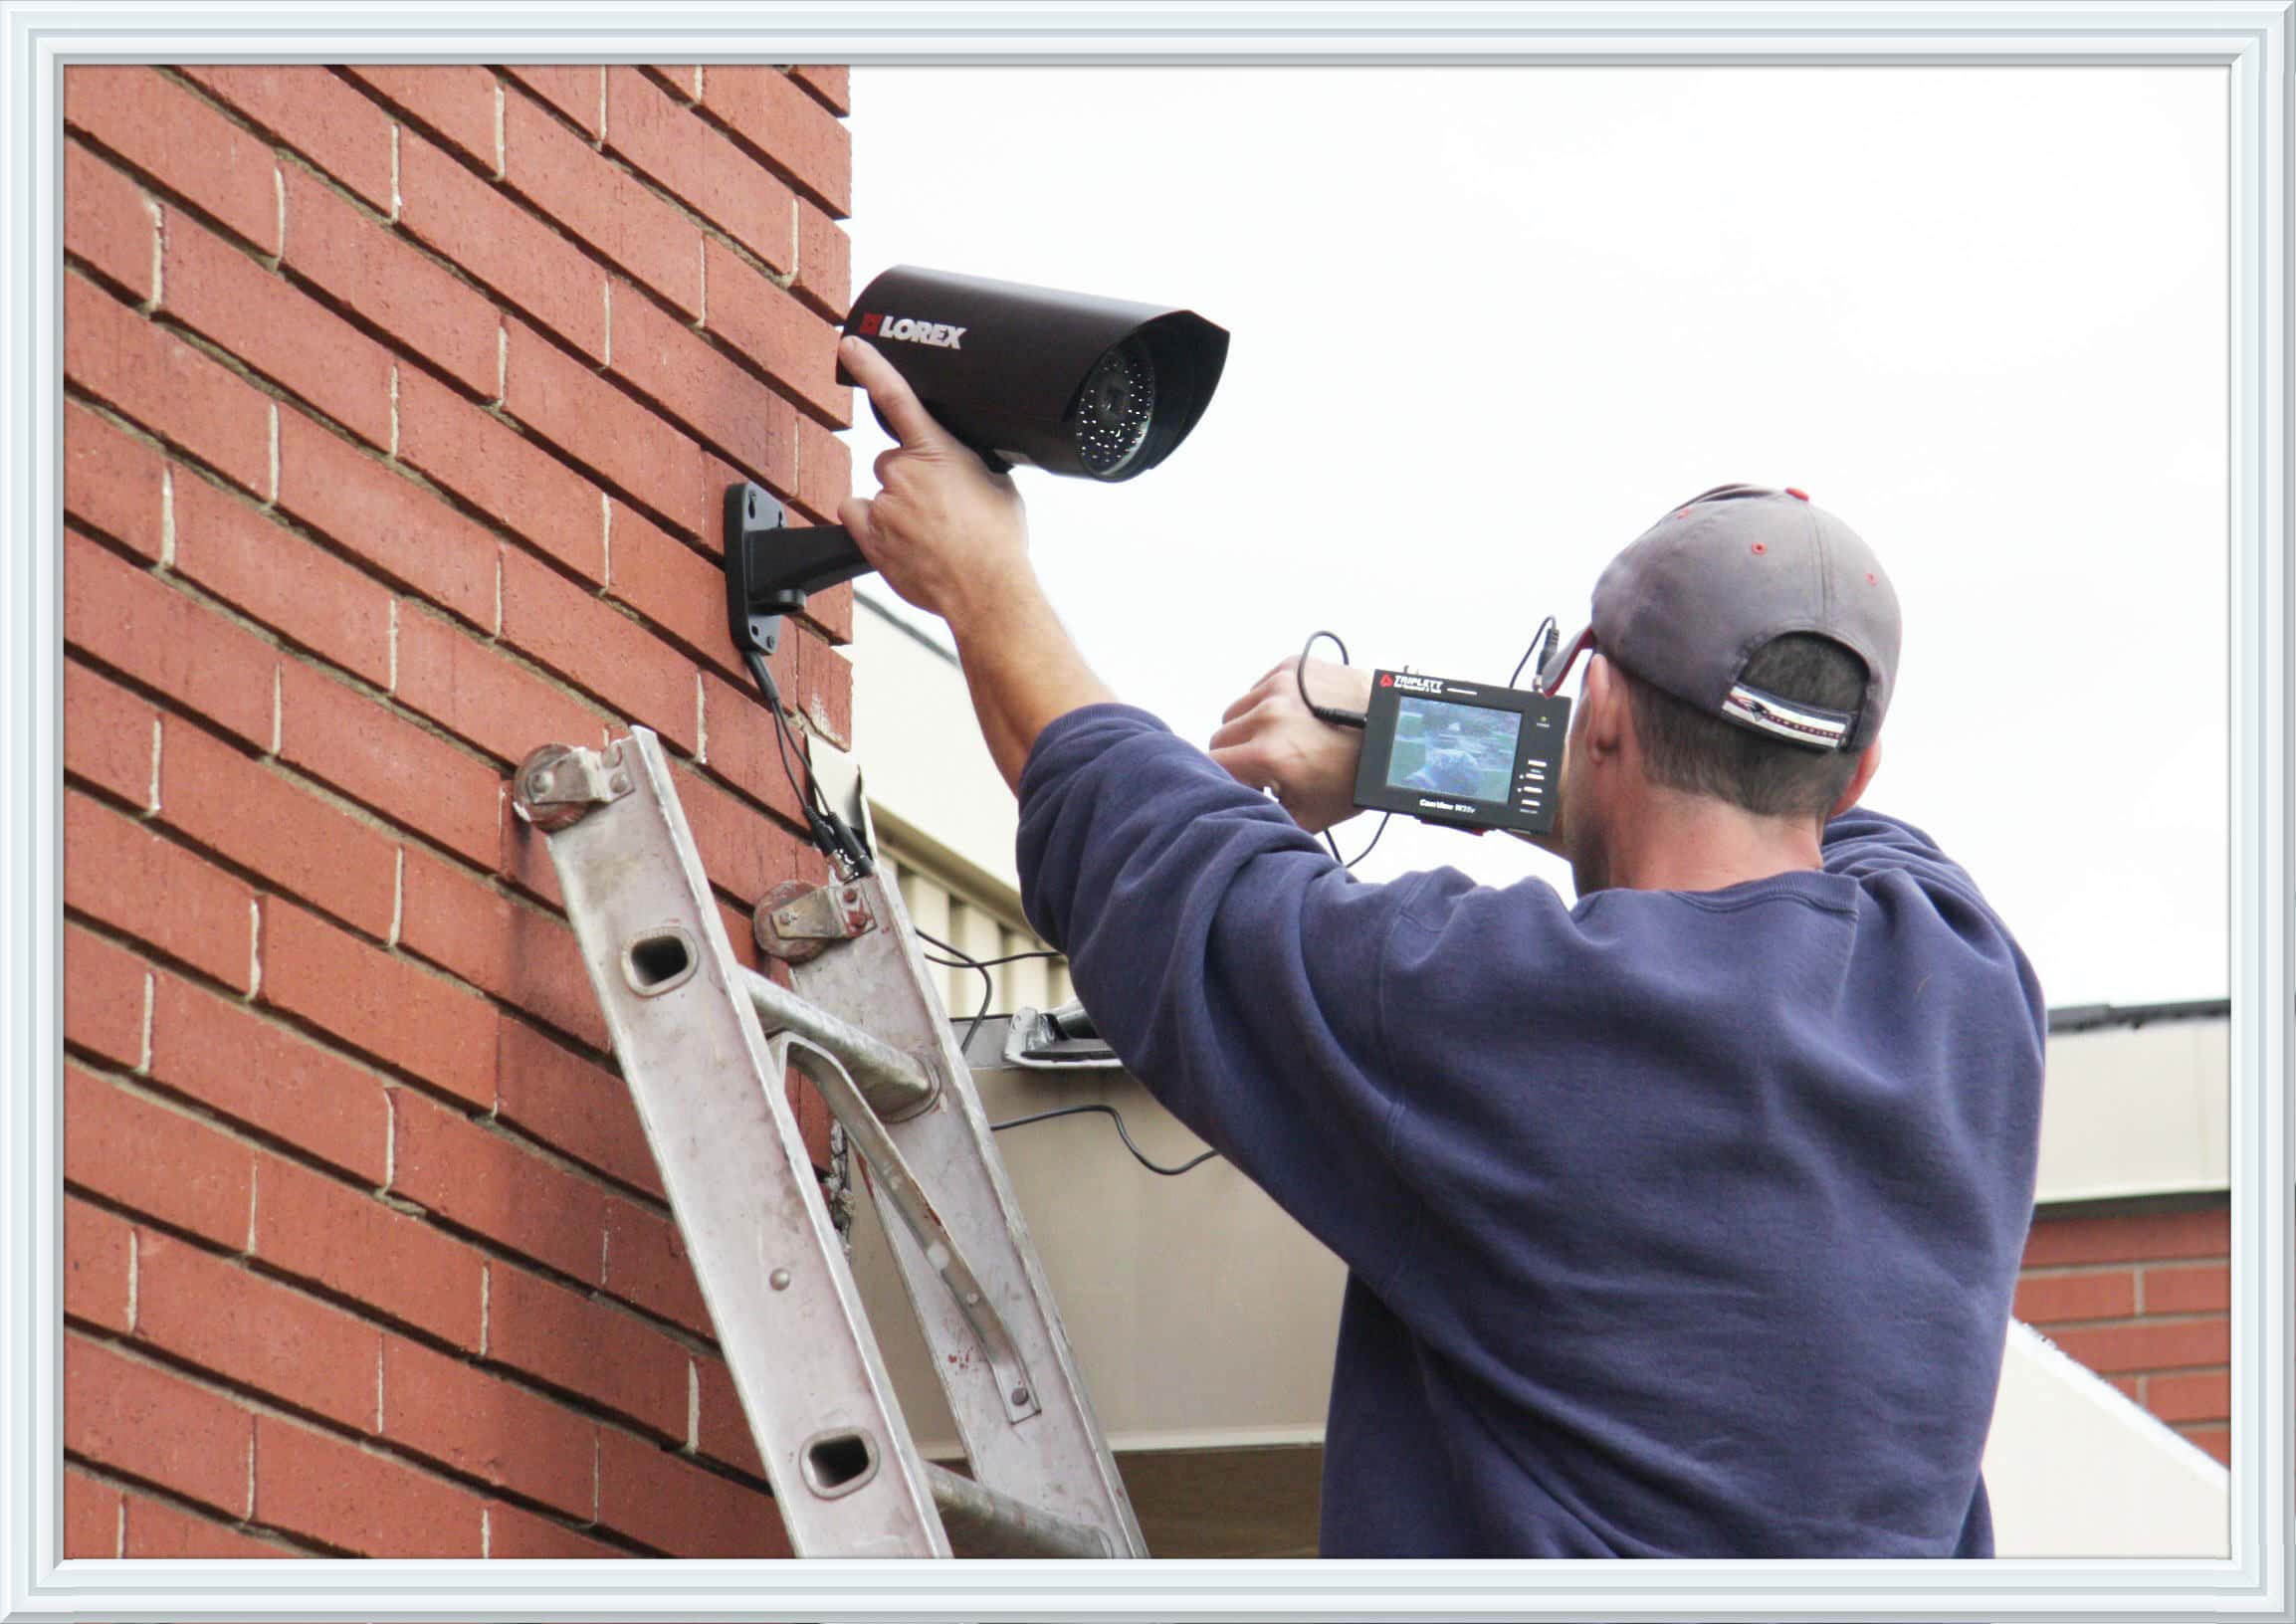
[1296,629,1366,730]
[744,647,873,878]
[1509,616,1559,690]
[988,1103,1219,1177]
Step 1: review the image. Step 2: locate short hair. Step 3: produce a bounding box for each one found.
[1617,634,1869,820]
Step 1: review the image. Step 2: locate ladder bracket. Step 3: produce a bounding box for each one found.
[511,741,633,832]
[755,878,878,964]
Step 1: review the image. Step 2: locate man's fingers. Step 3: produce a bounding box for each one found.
[840,335,949,450]
[837,495,878,557]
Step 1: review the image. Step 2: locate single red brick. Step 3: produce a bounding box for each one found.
[2021,1206,2229,1269]
[502,95,701,316]
[701,238,846,428]
[595,1425,789,1557]
[484,1260,689,1438]
[788,65,850,117]
[398,847,605,1050]
[501,318,710,541]
[380,1333,596,1519]
[649,66,704,105]
[796,632,853,749]
[601,1197,710,1336]
[64,1064,253,1250]
[792,195,849,322]
[692,673,810,830]
[64,1193,133,1334]
[251,1151,484,1348]
[2011,1269,2135,1325]
[172,472,394,689]
[391,364,604,583]
[389,1088,606,1284]
[2047,1317,2230,1376]
[64,920,148,1071]
[132,1230,381,1433]
[63,529,276,748]
[178,66,395,213]
[607,503,749,684]
[257,898,499,1108]
[604,67,794,275]
[2143,1262,2230,1316]
[159,211,395,450]
[64,658,156,811]
[498,542,700,754]
[64,1466,121,1557]
[64,67,279,253]
[66,789,256,992]
[346,66,498,172]
[507,66,605,139]
[251,1412,483,1556]
[64,401,167,560]
[608,286,798,503]
[66,1331,254,1516]
[65,274,271,498]
[792,410,850,527]
[698,65,849,219]
[64,138,157,301]
[397,127,607,363]
[122,1491,294,1557]
[279,166,499,398]
[496,1019,662,1198]
[2177,1424,2230,1467]
[2147,1367,2230,1425]
[392,606,608,769]
[690,1351,764,1479]
[150,971,392,1183]
[486,1498,621,1557]
[275,659,502,865]
[273,409,498,630]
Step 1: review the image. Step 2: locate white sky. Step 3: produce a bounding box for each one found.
[845,66,2229,1011]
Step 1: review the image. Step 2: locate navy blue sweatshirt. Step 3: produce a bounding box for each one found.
[1015,705,2045,1557]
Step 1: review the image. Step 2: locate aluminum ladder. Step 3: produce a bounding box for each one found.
[510,724,1145,1559]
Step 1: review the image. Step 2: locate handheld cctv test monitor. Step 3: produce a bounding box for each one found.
[1353,672,1570,836]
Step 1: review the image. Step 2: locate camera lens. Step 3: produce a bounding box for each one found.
[1068,338,1156,476]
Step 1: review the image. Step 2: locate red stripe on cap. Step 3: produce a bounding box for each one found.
[1784,487,1809,501]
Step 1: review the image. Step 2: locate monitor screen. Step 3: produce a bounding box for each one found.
[1385,696,1521,804]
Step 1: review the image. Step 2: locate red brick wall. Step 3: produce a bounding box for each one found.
[2017,1200,2231,1465]
[62,62,854,1557]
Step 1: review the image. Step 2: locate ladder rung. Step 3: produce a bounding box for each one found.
[739,963,938,1117]
[923,1462,1113,1558]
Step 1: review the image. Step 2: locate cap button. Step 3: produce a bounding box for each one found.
[1784,487,1810,501]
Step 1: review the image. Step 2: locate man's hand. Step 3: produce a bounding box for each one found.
[1208,657,1373,834]
[836,335,1031,637]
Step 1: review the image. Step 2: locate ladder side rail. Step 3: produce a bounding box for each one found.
[523,730,952,1558]
[784,865,1149,1557]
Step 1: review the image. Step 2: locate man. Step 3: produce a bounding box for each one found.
[835,335,2045,1557]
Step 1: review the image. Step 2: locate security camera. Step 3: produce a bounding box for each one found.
[725,265,1228,657]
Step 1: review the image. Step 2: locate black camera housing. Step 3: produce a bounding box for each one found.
[1353,672,1570,836]
[725,265,1228,660]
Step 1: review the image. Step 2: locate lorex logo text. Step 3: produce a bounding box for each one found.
[857,312,965,349]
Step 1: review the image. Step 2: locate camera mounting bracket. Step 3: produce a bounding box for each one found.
[723,482,872,659]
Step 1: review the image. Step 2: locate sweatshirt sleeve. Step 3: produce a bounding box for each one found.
[1822,807,2047,1023]
[1015,703,1426,1286]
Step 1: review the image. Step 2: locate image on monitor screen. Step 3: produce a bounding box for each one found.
[1386,696,1521,804]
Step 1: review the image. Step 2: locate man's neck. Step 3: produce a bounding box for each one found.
[1603,790,1826,895]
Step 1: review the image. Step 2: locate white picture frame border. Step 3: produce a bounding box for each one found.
[5,3,2285,1620]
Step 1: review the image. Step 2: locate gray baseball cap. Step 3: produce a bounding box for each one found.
[1589,484,1900,751]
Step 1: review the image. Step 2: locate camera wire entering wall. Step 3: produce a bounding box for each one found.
[916,927,1219,1178]
[744,647,874,879]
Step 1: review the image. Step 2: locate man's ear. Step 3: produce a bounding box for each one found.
[1828,738,1883,819]
[1581,654,1628,764]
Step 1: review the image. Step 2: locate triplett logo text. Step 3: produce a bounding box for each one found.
[857,313,965,349]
